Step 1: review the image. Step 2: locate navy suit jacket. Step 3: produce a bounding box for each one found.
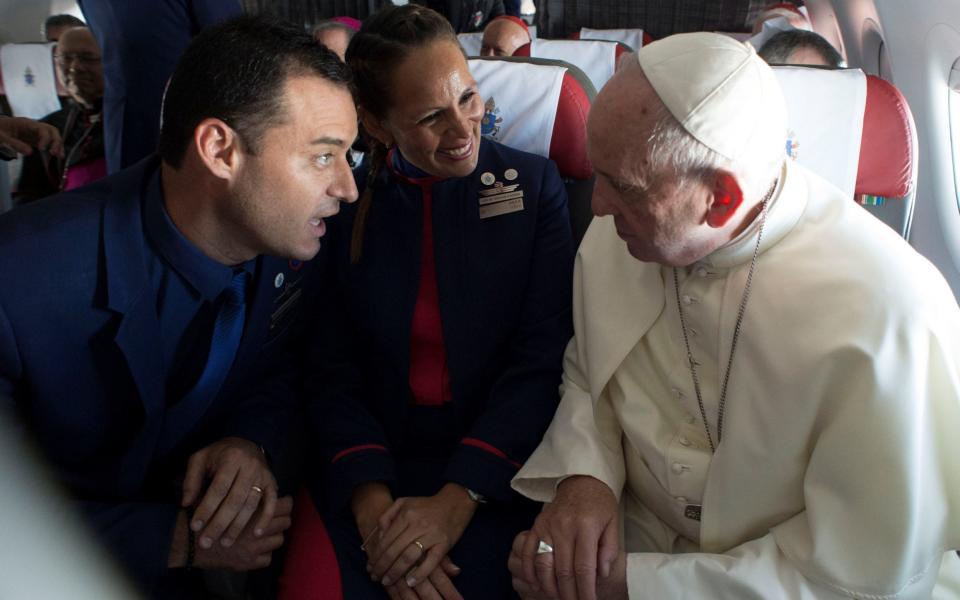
[0,157,323,594]
[311,139,573,510]
[77,0,242,173]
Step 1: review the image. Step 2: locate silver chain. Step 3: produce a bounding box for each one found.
[672,179,777,453]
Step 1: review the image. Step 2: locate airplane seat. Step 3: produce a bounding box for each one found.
[513,38,625,93]
[0,42,67,119]
[771,66,917,238]
[468,56,596,245]
[855,75,918,238]
[570,27,654,50]
[457,31,484,57]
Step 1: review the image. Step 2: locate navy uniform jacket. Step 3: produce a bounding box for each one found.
[0,157,322,594]
[311,139,573,511]
[76,0,242,173]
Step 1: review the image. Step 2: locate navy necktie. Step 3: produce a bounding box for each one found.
[185,269,250,403]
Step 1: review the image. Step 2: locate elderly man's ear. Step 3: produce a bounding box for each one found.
[706,171,744,228]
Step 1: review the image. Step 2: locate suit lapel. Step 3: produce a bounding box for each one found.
[99,158,167,493]
[101,159,165,420]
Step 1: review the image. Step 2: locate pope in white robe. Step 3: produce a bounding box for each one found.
[509,32,960,600]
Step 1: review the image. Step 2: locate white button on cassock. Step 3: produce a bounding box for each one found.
[671,462,687,475]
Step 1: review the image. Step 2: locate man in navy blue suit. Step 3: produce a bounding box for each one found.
[0,16,358,598]
[76,0,242,173]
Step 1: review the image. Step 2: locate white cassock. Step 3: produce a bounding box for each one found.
[512,160,960,598]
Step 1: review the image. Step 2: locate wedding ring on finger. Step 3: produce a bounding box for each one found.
[413,540,425,554]
[251,485,264,494]
[536,540,554,554]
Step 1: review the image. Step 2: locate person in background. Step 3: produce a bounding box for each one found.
[14,26,105,204]
[421,0,505,32]
[0,15,358,599]
[43,13,86,42]
[281,4,573,599]
[0,116,62,159]
[313,19,358,61]
[758,29,845,67]
[507,33,960,600]
[480,15,530,57]
[76,0,242,174]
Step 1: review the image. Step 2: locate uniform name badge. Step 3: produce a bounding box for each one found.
[478,170,524,219]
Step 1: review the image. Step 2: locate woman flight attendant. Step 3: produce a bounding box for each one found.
[283,4,574,600]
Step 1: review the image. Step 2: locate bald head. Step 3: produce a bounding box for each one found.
[55,27,103,108]
[480,17,530,57]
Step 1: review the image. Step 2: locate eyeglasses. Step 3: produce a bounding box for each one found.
[53,53,100,66]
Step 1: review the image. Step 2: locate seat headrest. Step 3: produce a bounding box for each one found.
[772,66,867,196]
[514,39,623,92]
[0,43,64,118]
[469,56,593,179]
[771,66,917,200]
[458,32,484,57]
[574,27,653,50]
[856,75,917,198]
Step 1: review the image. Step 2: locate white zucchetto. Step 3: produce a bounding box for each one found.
[637,32,788,165]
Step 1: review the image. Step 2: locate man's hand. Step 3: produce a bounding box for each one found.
[519,476,619,600]
[0,117,63,157]
[370,484,477,589]
[509,531,627,600]
[181,437,278,550]
[169,495,293,571]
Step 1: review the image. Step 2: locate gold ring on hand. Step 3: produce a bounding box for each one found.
[413,540,425,553]
[251,485,264,494]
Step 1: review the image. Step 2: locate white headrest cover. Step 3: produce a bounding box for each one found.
[773,66,867,196]
[0,43,60,119]
[468,58,565,158]
[531,39,616,92]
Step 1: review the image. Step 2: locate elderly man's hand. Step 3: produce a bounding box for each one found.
[510,531,627,600]
[519,476,619,600]
[0,117,63,157]
[181,436,278,550]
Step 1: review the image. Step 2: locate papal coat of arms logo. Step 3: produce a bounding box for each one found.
[481,97,503,138]
[785,129,799,160]
[23,66,35,86]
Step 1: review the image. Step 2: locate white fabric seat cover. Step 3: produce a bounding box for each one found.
[458,32,484,57]
[530,38,616,92]
[1,43,60,119]
[468,58,565,158]
[580,27,645,51]
[772,66,867,196]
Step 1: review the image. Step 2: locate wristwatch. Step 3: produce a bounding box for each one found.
[465,488,488,504]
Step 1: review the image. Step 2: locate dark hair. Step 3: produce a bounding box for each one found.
[758,30,845,68]
[43,14,85,38]
[346,4,459,262]
[158,15,351,169]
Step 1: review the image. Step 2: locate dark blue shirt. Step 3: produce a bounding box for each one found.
[141,170,254,403]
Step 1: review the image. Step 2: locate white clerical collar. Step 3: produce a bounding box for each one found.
[702,160,806,269]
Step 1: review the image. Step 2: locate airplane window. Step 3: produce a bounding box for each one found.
[950,58,960,214]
